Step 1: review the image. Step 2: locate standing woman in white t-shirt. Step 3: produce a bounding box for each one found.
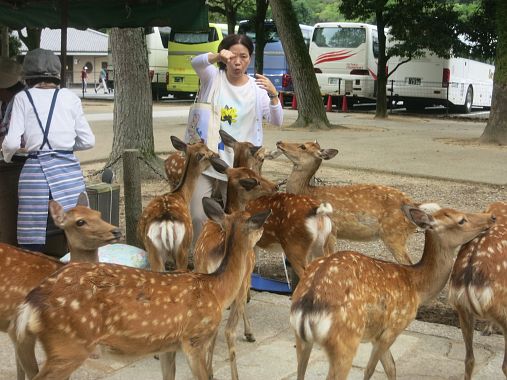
[189,34,283,241]
[2,49,95,252]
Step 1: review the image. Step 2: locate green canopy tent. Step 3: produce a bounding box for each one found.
[0,0,208,82]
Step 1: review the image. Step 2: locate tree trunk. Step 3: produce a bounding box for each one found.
[109,28,163,179]
[375,11,388,119]
[17,28,41,50]
[480,0,507,145]
[270,0,332,129]
[254,0,268,74]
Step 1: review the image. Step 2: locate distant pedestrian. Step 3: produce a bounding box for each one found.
[81,66,88,92]
[95,67,108,94]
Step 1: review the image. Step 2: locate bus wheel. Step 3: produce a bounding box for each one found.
[461,86,473,114]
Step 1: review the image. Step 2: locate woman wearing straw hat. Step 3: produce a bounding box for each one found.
[2,48,95,251]
[0,57,25,145]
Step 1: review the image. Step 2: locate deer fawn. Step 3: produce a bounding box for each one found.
[12,198,271,380]
[138,136,218,271]
[276,140,440,265]
[1,193,121,380]
[193,158,278,380]
[449,201,507,379]
[164,129,267,189]
[290,206,495,380]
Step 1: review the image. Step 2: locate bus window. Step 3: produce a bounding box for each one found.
[169,27,219,44]
[372,31,379,59]
[313,27,366,49]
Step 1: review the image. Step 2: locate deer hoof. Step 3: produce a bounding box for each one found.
[244,333,256,342]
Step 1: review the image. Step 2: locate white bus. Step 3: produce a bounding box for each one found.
[309,22,379,103]
[309,22,495,112]
[388,54,494,113]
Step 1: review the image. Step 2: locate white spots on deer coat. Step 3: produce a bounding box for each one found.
[70,300,80,310]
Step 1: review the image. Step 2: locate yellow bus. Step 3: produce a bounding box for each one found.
[167,23,228,98]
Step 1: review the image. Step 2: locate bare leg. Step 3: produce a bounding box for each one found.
[379,348,396,380]
[182,341,209,380]
[363,334,398,380]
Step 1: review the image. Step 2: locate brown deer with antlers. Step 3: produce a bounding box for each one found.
[0,193,121,380]
[12,198,271,380]
[276,141,440,265]
[138,136,217,272]
[164,130,268,189]
[290,206,495,380]
[449,201,507,379]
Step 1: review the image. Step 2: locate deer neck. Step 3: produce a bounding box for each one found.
[67,242,99,263]
[412,232,457,304]
[172,157,202,201]
[286,161,320,195]
[209,223,248,309]
[224,185,243,213]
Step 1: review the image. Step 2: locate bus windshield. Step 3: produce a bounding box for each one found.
[312,27,366,49]
[170,27,220,44]
[237,21,280,43]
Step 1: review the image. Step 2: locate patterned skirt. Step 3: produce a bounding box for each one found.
[17,151,85,245]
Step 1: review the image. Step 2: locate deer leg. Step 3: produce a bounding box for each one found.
[33,347,89,380]
[363,333,398,380]
[182,341,208,380]
[205,331,219,380]
[456,307,476,380]
[145,238,167,272]
[9,325,39,380]
[225,299,243,380]
[160,351,176,380]
[281,243,308,281]
[379,348,396,380]
[325,335,358,380]
[381,230,412,265]
[242,256,255,342]
[175,241,189,270]
[295,335,313,380]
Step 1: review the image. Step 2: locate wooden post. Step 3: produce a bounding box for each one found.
[122,149,142,248]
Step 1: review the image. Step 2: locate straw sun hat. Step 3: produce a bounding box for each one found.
[0,57,22,89]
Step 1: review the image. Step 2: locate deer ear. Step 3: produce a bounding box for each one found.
[402,205,435,229]
[76,192,90,207]
[248,209,271,229]
[171,136,187,152]
[202,197,225,224]
[209,157,229,173]
[264,149,282,160]
[239,178,259,191]
[49,200,66,228]
[249,146,262,156]
[219,129,236,147]
[319,149,338,160]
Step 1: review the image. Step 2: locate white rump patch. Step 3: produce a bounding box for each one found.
[418,203,441,214]
[15,303,41,342]
[306,207,333,251]
[468,285,494,317]
[147,221,185,254]
[290,309,332,343]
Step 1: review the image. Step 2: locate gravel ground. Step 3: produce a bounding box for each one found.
[82,156,507,331]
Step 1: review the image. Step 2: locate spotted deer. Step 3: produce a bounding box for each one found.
[138,136,218,271]
[12,198,271,380]
[276,140,440,265]
[0,193,121,380]
[449,201,507,379]
[290,206,495,380]
[164,129,267,189]
[193,158,278,380]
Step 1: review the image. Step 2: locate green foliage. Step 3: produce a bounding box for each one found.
[9,34,21,57]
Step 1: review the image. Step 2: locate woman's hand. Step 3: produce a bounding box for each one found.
[254,74,279,103]
[217,49,236,65]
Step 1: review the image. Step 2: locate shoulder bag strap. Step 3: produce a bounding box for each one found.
[39,88,60,150]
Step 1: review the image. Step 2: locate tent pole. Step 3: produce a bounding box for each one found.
[60,0,68,88]
[1,26,8,57]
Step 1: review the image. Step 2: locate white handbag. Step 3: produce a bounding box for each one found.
[184,71,222,153]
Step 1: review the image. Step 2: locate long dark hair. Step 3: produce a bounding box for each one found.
[217,34,254,70]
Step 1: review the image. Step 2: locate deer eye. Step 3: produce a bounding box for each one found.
[458,218,466,225]
[299,145,306,150]
[76,219,86,227]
